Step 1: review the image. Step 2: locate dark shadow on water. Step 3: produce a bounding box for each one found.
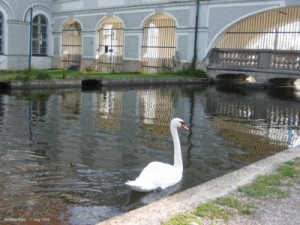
[215,84,250,95]
[267,88,300,101]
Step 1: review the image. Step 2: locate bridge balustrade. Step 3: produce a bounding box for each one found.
[209,48,300,72]
[272,52,300,70]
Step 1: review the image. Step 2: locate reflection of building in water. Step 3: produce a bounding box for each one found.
[139,89,173,148]
[97,91,122,130]
[139,89,158,125]
[60,93,81,120]
[213,116,284,163]
[208,92,300,162]
[288,128,300,148]
[267,104,300,148]
[215,100,254,118]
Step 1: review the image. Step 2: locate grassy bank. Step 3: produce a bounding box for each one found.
[0,69,206,81]
[163,158,300,225]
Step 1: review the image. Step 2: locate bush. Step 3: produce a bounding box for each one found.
[176,66,208,78]
[172,51,208,78]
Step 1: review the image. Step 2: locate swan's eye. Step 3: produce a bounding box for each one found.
[179,121,185,127]
[179,121,189,130]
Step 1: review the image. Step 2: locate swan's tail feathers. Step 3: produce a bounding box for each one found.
[125,180,153,192]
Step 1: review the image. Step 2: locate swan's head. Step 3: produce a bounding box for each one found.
[171,118,189,130]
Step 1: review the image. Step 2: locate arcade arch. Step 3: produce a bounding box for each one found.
[96,17,124,73]
[215,7,300,51]
[141,14,176,74]
[61,20,82,69]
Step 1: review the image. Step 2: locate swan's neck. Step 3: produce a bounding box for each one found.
[171,126,183,171]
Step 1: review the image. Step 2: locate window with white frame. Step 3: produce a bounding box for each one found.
[0,12,3,54]
[32,14,47,56]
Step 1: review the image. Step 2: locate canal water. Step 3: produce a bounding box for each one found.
[0,84,299,224]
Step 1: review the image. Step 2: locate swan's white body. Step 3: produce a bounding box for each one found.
[126,118,189,192]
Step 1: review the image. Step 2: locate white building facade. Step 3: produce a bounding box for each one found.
[0,0,298,72]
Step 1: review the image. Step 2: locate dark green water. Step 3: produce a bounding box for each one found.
[0,85,299,224]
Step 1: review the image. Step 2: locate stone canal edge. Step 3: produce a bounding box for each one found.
[97,146,300,225]
[0,77,208,90]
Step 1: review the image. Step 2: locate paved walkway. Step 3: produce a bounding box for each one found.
[97,146,300,225]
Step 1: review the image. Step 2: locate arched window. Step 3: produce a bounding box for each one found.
[0,12,3,54]
[32,14,47,56]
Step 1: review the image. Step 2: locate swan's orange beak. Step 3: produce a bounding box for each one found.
[181,123,189,131]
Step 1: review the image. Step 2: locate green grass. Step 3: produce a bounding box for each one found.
[214,197,254,215]
[162,213,199,225]
[0,69,203,81]
[239,174,287,198]
[239,159,300,198]
[196,202,230,221]
[278,161,299,178]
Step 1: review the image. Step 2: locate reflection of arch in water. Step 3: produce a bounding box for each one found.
[139,89,157,125]
[96,17,124,73]
[139,89,173,138]
[60,92,81,119]
[215,116,285,163]
[288,115,300,148]
[213,99,300,162]
[97,91,122,131]
[215,7,300,51]
[208,89,300,162]
[141,14,176,74]
[61,20,82,69]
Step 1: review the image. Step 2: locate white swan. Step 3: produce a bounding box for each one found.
[125,118,189,192]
